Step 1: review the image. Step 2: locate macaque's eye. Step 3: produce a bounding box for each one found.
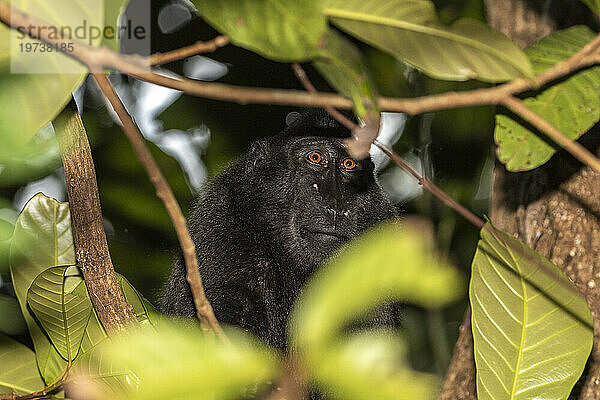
[342,158,357,170]
[307,151,323,164]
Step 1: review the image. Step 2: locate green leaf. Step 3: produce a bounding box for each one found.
[580,0,600,14]
[193,0,327,61]
[495,26,600,171]
[0,0,104,146]
[72,321,279,400]
[27,266,92,361]
[291,221,463,353]
[323,0,533,82]
[314,30,378,116]
[470,223,593,400]
[0,333,45,395]
[10,193,75,383]
[291,221,462,397]
[314,331,439,400]
[0,294,27,337]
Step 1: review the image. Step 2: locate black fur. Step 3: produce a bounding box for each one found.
[161,110,396,350]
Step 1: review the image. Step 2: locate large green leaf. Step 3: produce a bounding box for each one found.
[314,30,377,116]
[192,0,327,61]
[470,223,593,400]
[323,0,533,82]
[580,0,600,14]
[72,322,279,400]
[291,221,463,399]
[0,334,45,395]
[0,0,103,147]
[495,26,600,171]
[27,266,92,361]
[0,294,27,336]
[10,193,75,383]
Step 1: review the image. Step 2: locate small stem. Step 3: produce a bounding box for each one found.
[502,96,600,174]
[150,36,229,66]
[91,73,226,339]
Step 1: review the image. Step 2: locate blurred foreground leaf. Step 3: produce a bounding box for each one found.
[0,0,103,146]
[291,221,463,399]
[71,321,280,400]
[470,223,592,400]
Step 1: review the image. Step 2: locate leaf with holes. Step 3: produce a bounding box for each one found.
[192,0,327,61]
[28,266,92,361]
[314,30,378,116]
[322,0,532,82]
[0,334,45,395]
[10,193,75,382]
[495,26,600,171]
[0,0,104,147]
[470,223,593,400]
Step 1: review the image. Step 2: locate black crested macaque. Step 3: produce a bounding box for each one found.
[161,110,396,350]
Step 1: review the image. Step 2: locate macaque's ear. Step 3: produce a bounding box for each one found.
[245,139,271,172]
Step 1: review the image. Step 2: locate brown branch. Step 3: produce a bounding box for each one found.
[90,73,226,339]
[54,102,137,332]
[3,1,600,175]
[150,35,230,66]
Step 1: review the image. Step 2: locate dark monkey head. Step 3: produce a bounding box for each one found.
[236,110,395,273]
[162,110,396,345]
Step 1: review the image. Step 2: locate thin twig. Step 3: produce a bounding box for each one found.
[91,73,226,339]
[150,36,230,66]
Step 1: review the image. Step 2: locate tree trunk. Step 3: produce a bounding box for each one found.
[439,1,600,399]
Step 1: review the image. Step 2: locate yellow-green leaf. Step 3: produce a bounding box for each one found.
[0,0,104,146]
[10,193,75,382]
[27,266,92,361]
[323,0,533,82]
[470,223,593,400]
[192,0,327,61]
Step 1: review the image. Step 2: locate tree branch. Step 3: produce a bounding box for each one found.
[150,36,230,66]
[91,73,225,339]
[54,103,137,332]
[2,1,600,175]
